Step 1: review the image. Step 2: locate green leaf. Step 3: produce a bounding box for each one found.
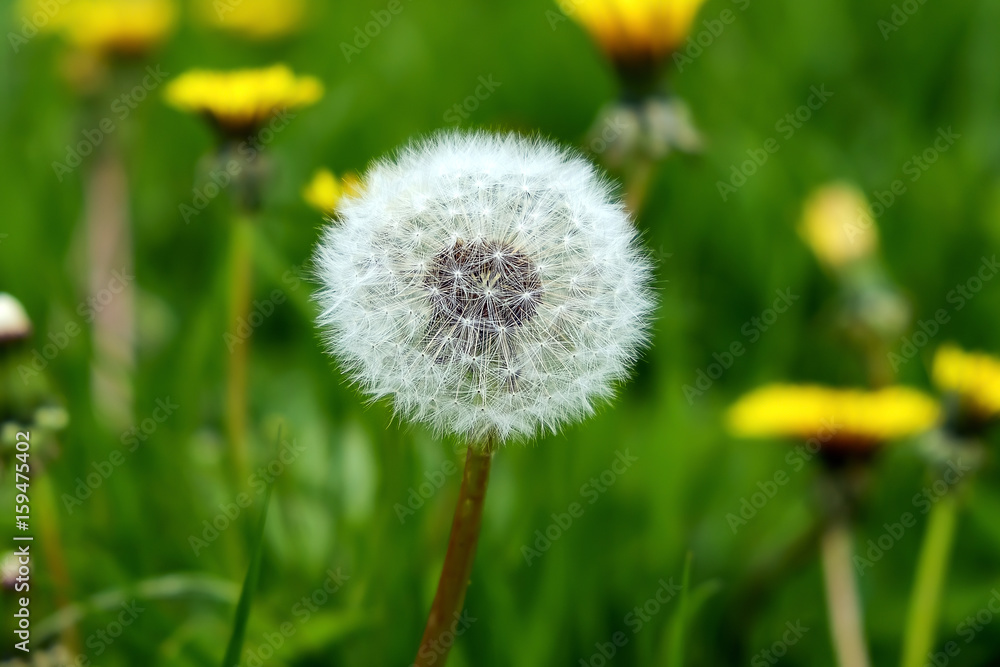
[220,458,275,667]
[663,553,722,667]
[664,552,693,667]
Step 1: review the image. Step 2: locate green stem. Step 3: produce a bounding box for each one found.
[820,516,872,667]
[624,156,657,217]
[900,492,959,667]
[413,445,493,667]
[226,214,254,484]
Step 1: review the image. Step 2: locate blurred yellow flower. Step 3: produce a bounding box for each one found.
[61,0,176,56]
[799,183,878,270]
[302,168,361,215]
[727,384,939,447]
[165,65,323,136]
[558,0,708,68]
[16,0,71,34]
[933,345,1000,422]
[194,0,305,40]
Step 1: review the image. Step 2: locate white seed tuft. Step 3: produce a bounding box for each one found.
[313,131,655,443]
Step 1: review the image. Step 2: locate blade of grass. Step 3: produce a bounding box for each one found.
[662,553,722,667]
[220,479,273,667]
[665,552,693,667]
[900,492,959,667]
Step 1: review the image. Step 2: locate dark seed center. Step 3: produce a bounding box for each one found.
[424,239,542,346]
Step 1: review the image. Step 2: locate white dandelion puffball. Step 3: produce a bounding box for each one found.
[313,132,655,443]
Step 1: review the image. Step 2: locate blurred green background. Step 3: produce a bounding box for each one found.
[2,0,1000,664]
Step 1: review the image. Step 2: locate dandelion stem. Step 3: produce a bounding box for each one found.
[820,515,871,667]
[624,156,657,216]
[414,444,493,666]
[85,146,134,429]
[900,491,959,667]
[226,213,254,483]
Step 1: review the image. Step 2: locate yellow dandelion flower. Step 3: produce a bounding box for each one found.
[799,183,878,270]
[727,384,939,448]
[558,0,708,70]
[933,345,1000,423]
[60,0,176,57]
[194,0,305,40]
[302,168,361,215]
[165,65,323,136]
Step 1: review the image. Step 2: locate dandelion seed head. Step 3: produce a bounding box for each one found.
[0,293,32,344]
[313,132,655,443]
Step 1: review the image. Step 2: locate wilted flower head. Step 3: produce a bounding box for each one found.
[799,182,878,271]
[302,168,362,216]
[933,344,1000,427]
[559,0,707,81]
[313,132,655,443]
[165,65,322,137]
[59,0,176,57]
[727,384,939,449]
[195,0,305,40]
[0,293,32,345]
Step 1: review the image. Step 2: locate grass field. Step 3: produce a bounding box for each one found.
[2,0,1000,665]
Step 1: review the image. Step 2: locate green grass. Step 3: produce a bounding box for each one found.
[2,0,1000,665]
